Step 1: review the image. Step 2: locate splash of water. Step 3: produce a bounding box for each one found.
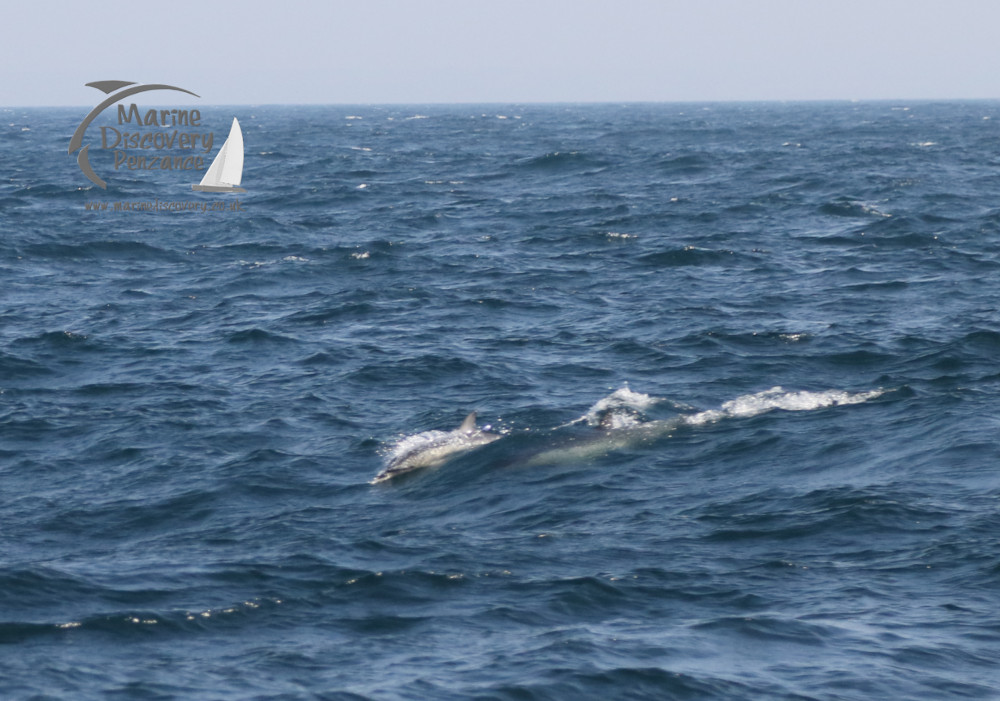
[684,386,885,427]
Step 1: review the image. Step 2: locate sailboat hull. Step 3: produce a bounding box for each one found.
[192,184,246,193]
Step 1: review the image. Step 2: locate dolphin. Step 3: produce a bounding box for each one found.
[372,412,500,484]
[519,417,681,467]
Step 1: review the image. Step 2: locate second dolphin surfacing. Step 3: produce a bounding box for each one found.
[372,412,500,484]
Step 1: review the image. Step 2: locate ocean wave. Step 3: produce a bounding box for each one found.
[224,328,299,345]
[516,150,610,173]
[819,198,892,218]
[637,246,740,267]
[0,351,53,379]
[0,596,286,645]
[23,240,181,261]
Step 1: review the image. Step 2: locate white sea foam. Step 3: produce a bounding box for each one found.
[684,387,884,427]
[383,429,452,463]
[575,386,663,427]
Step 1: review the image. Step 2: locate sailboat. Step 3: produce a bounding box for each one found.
[193,117,246,193]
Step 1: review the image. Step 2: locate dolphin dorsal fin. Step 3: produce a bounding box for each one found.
[459,412,477,433]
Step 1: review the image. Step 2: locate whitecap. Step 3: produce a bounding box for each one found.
[685,387,884,426]
[574,385,663,427]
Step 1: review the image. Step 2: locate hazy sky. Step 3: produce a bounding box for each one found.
[4,0,1000,105]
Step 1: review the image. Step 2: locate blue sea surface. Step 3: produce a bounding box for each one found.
[3,102,1000,699]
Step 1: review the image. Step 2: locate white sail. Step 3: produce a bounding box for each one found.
[218,118,243,186]
[193,118,246,192]
[197,140,228,186]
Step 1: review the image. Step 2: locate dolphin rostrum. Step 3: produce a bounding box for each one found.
[372,412,500,484]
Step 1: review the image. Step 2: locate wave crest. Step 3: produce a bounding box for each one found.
[685,386,885,426]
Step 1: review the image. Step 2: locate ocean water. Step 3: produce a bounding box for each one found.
[3,101,1000,699]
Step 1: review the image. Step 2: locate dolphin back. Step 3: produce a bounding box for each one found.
[372,412,499,484]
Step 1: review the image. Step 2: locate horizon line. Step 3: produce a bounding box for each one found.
[6,96,1000,110]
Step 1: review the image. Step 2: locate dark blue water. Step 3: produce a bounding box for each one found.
[3,102,1000,699]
